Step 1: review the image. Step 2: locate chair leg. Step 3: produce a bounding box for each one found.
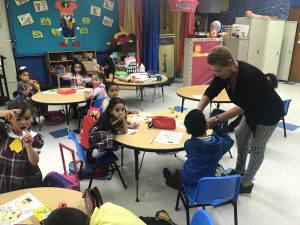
[233,201,238,225]
[282,117,287,137]
[121,146,124,166]
[113,163,127,189]
[228,150,233,158]
[88,170,95,189]
[185,207,190,225]
[152,86,156,102]
[175,189,180,211]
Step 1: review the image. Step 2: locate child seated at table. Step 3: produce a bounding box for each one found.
[87,97,138,163]
[62,60,92,87]
[16,66,40,99]
[102,82,138,114]
[84,72,107,101]
[0,99,44,193]
[163,109,234,189]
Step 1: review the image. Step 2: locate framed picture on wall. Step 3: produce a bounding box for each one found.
[103,16,113,27]
[194,14,208,32]
[103,0,114,11]
[90,5,101,17]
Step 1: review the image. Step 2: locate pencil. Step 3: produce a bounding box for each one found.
[112,113,128,125]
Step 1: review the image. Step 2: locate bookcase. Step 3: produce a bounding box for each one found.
[45,50,96,87]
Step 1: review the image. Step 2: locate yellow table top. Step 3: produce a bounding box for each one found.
[114,76,168,87]
[32,88,89,105]
[0,187,85,225]
[115,112,190,152]
[176,85,230,103]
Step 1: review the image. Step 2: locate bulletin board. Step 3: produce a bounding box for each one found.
[7,0,118,56]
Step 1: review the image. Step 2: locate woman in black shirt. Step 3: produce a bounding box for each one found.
[197,46,284,193]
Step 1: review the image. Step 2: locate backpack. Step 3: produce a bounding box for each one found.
[44,110,65,125]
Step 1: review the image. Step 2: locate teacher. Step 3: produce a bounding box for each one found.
[197,46,284,193]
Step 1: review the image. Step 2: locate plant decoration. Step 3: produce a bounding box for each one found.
[107,28,136,49]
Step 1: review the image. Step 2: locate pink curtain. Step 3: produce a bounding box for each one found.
[118,0,125,29]
[134,0,143,65]
[178,12,194,76]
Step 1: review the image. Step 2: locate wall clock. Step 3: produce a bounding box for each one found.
[221,0,229,12]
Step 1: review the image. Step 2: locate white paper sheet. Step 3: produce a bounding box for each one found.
[192,94,202,100]
[154,131,184,145]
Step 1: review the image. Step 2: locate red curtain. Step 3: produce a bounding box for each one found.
[134,0,143,65]
[178,12,194,76]
[118,0,125,29]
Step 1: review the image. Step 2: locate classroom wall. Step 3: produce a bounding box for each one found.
[290,0,300,7]
[208,0,290,25]
[6,0,117,87]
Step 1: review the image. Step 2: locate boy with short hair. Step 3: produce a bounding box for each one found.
[163,109,234,189]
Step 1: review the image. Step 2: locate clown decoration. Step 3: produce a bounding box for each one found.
[55,0,80,47]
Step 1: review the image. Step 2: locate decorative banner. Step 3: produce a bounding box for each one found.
[32,30,43,38]
[51,28,60,36]
[82,17,90,24]
[191,40,221,85]
[103,0,114,11]
[80,27,88,35]
[33,1,48,12]
[168,0,198,12]
[103,16,113,27]
[17,13,34,26]
[40,17,51,26]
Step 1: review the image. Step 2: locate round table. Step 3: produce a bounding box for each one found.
[32,88,89,130]
[114,77,169,110]
[0,187,85,225]
[115,112,190,201]
[176,85,231,112]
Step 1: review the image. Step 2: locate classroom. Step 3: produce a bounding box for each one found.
[0,0,300,225]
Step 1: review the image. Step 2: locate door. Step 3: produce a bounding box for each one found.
[262,20,285,74]
[288,8,300,82]
[0,1,17,98]
[277,21,297,80]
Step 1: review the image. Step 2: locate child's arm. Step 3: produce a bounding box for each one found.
[62,73,74,80]
[106,73,114,82]
[22,131,39,165]
[121,117,128,134]
[215,131,234,156]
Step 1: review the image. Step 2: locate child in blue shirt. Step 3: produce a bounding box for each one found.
[163,109,234,189]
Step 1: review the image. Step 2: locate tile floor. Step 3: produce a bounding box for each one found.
[1,81,300,225]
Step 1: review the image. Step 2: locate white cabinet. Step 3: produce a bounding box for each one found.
[222,38,249,62]
[235,17,284,74]
[277,21,297,81]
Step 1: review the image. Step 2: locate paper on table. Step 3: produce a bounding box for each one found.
[0,193,46,224]
[127,113,152,121]
[154,131,184,145]
[127,129,137,135]
[192,94,202,100]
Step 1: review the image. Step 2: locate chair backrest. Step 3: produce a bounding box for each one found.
[191,210,214,225]
[68,131,93,169]
[282,99,291,116]
[194,175,241,205]
[92,97,105,112]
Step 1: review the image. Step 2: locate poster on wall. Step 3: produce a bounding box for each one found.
[191,40,221,85]
[90,5,101,16]
[32,30,43,38]
[103,0,114,11]
[103,16,113,27]
[82,17,91,24]
[15,0,29,6]
[17,13,34,26]
[33,1,48,12]
[168,0,198,12]
[40,18,51,26]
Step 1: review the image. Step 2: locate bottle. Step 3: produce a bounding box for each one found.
[170,106,174,113]
[139,63,145,72]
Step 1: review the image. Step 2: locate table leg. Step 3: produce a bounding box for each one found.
[181,98,185,113]
[57,76,61,89]
[134,150,140,202]
[140,87,144,111]
[64,105,70,132]
[161,86,164,102]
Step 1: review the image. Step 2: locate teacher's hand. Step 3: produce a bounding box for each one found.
[206,116,219,130]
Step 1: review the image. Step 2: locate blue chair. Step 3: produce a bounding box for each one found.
[281,99,291,137]
[191,210,214,225]
[175,175,241,225]
[68,131,127,189]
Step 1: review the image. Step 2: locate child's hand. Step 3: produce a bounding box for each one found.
[131,122,139,129]
[29,79,36,86]
[0,109,21,120]
[22,130,34,147]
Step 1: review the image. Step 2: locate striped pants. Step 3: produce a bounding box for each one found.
[235,117,277,185]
